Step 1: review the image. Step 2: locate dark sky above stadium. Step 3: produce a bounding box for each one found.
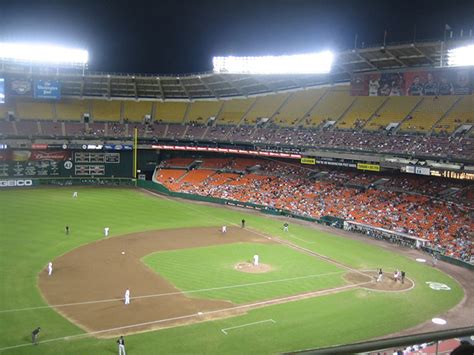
[0,0,473,74]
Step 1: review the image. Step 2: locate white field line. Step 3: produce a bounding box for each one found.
[0,281,369,352]
[0,270,346,314]
[221,319,276,335]
[286,234,316,244]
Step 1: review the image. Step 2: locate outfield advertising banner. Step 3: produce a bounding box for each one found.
[351,67,473,96]
[34,80,61,99]
[0,179,35,188]
[357,163,381,172]
[6,150,71,162]
[300,157,316,165]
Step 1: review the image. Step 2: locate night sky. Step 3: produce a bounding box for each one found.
[0,0,473,74]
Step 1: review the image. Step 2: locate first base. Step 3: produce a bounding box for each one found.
[121,251,125,255]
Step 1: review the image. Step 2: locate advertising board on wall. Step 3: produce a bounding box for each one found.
[34,80,61,99]
[351,67,473,96]
[0,78,4,104]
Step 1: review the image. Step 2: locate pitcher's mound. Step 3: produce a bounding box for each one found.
[234,262,272,273]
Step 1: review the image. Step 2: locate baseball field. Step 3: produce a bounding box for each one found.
[0,187,466,354]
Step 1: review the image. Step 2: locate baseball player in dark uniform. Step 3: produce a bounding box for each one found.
[31,327,41,345]
[117,335,126,355]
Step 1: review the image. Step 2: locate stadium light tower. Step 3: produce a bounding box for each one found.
[447,44,474,67]
[212,51,333,74]
[0,42,88,66]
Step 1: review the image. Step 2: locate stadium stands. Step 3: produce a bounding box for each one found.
[336,96,386,130]
[123,101,153,122]
[16,120,39,136]
[217,97,255,125]
[92,100,121,121]
[55,99,90,121]
[185,100,222,125]
[434,95,474,133]
[302,89,355,127]
[41,121,63,136]
[364,96,421,131]
[16,100,54,120]
[155,101,188,123]
[155,158,473,262]
[241,93,290,126]
[272,89,326,127]
[400,96,458,133]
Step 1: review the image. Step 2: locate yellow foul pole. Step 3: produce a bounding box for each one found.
[133,127,138,181]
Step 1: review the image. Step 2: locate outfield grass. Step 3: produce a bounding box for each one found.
[143,243,345,303]
[0,187,464,354]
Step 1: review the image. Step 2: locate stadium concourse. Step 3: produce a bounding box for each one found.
[154,157,473,262]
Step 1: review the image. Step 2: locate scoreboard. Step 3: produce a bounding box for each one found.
[0,149,132,178]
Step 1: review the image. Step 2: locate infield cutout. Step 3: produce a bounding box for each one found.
[234,262,273,273]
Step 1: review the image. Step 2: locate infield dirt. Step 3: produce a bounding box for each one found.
[38,226,274,336]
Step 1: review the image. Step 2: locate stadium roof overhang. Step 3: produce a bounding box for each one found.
[0,39,471,100]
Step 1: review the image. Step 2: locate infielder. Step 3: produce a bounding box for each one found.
[283,222,289,232]
[104,227,110,237]
[376,268,383,282]
[253,254,259,266]
[47,262,53,276]
[221,225,227,233]
[72,191,78,198]
[124,288,130,305]
[117,336,126,355]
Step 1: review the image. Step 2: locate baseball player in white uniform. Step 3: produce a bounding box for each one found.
[221,225,227,233]
[376,268,383,282]
[124,288,130,305]
[72,191,78,198]
[47,262,53,276]
[104,227,110,237]
[253,254,259,267]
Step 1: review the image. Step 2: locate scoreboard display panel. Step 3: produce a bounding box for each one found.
[75,152,120,163]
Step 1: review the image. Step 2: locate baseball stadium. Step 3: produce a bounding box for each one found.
[0,3,473,354]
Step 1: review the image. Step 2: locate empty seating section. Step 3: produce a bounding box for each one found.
[41,121,63,136]
[92,100,121,121]
[0,120,15,135]
[302,90,354,127]
[365,96,421,131]
[0,101,15,120]
[65,122,85,136]
[336,96,385,130]
[185,101,222,125]
[16,100,53,120]
[434,95,474,133]
[199,158,231,169]
[206,173,240,185]
[400,96,458,132]
[55,100,89,120]
[272,89,325,126]
[180,170,215,184]
[217,98,255,125]
[241,93,289,125]
[155,169,187,190]
[16,121,39,136]
[155,102,188,123]
[123,101,153,122]
[163,157,195,168]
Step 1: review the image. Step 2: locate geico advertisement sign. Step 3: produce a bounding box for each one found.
[0,179,34,188]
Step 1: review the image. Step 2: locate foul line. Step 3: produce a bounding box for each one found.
[0,281,368,352]
[286,234,316,244]
[221,319,276,335]
[0,270,346,314]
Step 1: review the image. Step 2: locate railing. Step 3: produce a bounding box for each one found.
[286,326,474,354]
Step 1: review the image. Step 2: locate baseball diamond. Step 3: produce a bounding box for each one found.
[0,187,471,354]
